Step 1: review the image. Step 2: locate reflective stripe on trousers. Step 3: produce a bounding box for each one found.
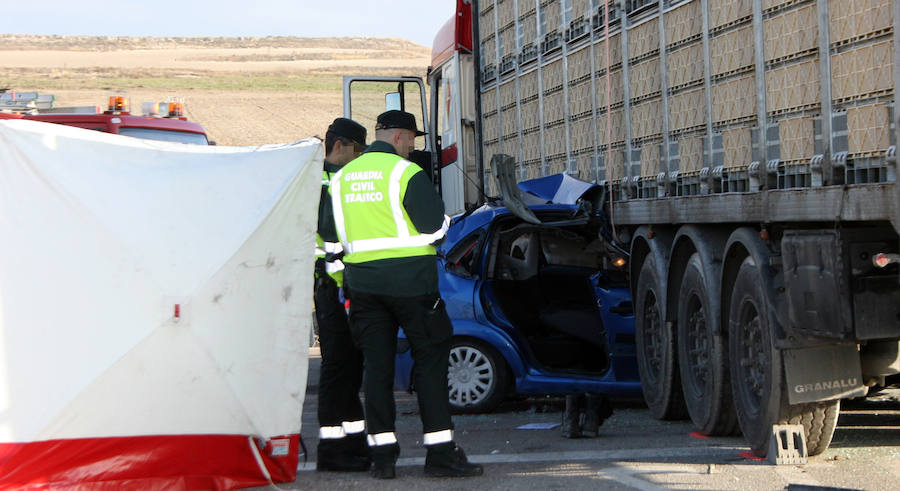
[423,429,453,446]
[367,432,398,447]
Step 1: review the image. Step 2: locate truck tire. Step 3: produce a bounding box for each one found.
[728,256,839,456]
[677,253,738,436]
[635,256,686,420]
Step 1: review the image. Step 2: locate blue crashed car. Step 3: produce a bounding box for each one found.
[395,163,641,413]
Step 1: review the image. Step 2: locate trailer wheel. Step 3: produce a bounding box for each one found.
[635,256,686,420]
[728,256,839,456]
[677,253,738,436]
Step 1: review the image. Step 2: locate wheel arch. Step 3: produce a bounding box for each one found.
[450,320,523,380]
[630,226,675,321]
[668,225,731,336]
[721,227,782,341]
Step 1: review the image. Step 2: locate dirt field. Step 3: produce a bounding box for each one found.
[0,35,431,145]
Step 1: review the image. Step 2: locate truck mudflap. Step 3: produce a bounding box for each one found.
[783,344,867,404]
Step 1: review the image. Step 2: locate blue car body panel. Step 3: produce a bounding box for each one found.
[394,176,641,400]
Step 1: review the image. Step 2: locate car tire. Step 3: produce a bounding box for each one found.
[728,256,840,456]
[677,253,738,436]
[635,256,687,420]
[447,338,508,414]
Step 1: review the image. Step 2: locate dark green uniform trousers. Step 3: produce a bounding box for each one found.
[348,291,454,449]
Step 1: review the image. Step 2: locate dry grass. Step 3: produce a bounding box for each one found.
[0,35,432,145]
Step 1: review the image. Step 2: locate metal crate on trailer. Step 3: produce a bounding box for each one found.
[567,46,592,84]
[829,0,893,46]
[541,0,562,36]
[501,132,520,157]
[777,116,816,163]
[630,98,663,140]
[522,129,542,163]
[722,127,753,167]
[482,35,498,67]
[497,0,516,29]
[630,58,662,101]
[831,40,894,103]
[765,59,820,115]
[847,103,892,156]
[482,88,498,116]
[668,88,706,133]
[521,99,541,130]
[667,43,705,90]
[572,0,592,20]
[639,142,662,177]
[603,145,627,181]
[594,70,625,111]
[544,91,566,124]
[678,135,705,173]
[708,0,752,31]
[544,124,567,160]
[500,25,517,58]
[501,108,518,137]
[543,59,565,93]
[628,18,660,61]
[568,82,593,120]
[521,70,539,102]
[763,4,818,63]
[594,32,622,72]
[483,113,500,143]
[548,155,567,175]
[575,152,597,182]
[520,12,538,47]
[596,69,625,108]
[481,6,496,42]
[500,79,518,111]
[598,108,626,145]
[711,74,757,124]
[710,26,754,78]
[524,160,543,180]
[665,0,702,47]
[569,117,595,154]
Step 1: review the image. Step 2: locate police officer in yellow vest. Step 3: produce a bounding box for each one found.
[314,117,370,472]
[328,110,483,479]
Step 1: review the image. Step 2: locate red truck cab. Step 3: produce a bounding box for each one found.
[0,92,210,145]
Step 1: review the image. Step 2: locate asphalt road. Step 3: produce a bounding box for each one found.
[258,348,900,490]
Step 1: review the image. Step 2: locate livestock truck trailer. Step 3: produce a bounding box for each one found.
[346,0,900,458]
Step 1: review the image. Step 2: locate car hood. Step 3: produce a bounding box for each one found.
[518,173,601,205]
[489,153,601,225]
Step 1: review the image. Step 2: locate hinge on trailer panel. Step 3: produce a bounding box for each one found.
[748,162,762,191]
[810,155,825,187]
[886,146,897,183]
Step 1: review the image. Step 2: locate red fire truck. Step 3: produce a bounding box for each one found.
[0,90,210,145]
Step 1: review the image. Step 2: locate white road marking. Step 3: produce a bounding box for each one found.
[298,444,744,472]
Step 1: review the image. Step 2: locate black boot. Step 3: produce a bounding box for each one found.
[316,438,371,472]
[424,442,484,477]
[561,394,581,438]
[370,443,400,479]
[345,432,372,462]
[581,394,612,437]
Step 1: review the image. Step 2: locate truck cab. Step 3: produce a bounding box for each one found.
[1,91,210,145]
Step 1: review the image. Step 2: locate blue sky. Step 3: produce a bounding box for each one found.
[0,1,456,47]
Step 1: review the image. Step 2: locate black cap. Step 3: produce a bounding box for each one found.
[375,110,426,136]
[327,117,367,147]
